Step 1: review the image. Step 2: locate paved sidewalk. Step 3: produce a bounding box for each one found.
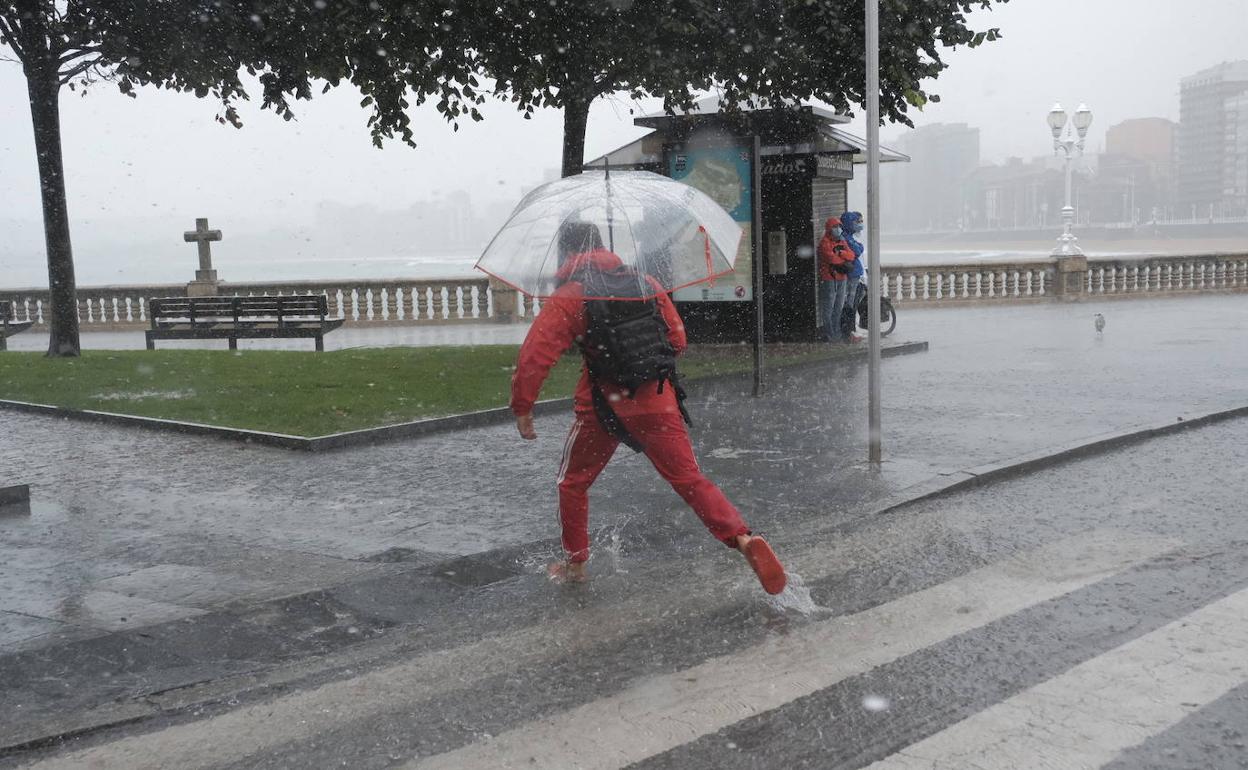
[2,294,1246,662]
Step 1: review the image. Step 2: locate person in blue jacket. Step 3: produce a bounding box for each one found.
[839,211,865,342]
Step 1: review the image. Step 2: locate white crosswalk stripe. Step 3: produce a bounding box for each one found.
[14,529,1180,770]
[404,530,1178,770]
[867,584,1248,770]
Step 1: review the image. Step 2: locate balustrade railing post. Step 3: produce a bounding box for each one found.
[1051,256,1088,301]
[488,277,522,323]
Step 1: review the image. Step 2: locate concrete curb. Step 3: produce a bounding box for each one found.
[0,341,929,452]
[0,484,30,517]
[0,399,314,449]
[871,403,1248,515]
[0,484,30,505]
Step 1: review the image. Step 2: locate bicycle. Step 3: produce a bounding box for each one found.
[845,277,897,338]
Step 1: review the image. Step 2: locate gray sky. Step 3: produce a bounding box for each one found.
[2,0,1246,284]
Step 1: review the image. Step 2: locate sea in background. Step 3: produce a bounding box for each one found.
[3,239,1244,289]
[0,251,485,288]
[2,249,1029,288]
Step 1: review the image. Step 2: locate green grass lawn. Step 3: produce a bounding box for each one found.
[0,344,846,436]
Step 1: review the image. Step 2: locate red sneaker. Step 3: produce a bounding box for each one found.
[743,537,787,595]
[847,334,864,343]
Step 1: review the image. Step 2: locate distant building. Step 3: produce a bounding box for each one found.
[963,157,1067,231]
[881,123,980,231]
[1177,61,1248,218]
[1107,117,1176,164]
[1086,118,1178,223]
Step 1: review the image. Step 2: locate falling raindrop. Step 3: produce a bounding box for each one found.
[863,694,890,712]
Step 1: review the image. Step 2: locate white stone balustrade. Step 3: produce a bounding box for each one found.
[880,253,1248,305]
[4,253,1245,330]
[0,277,540,330]
[879,262,1052,304]
[1081,257,1248,296]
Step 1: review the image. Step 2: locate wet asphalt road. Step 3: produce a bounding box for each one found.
[4,412,1247,769]
[3,294,1248,767]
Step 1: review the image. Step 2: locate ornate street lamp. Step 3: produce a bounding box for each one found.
[1048,102,1092,255]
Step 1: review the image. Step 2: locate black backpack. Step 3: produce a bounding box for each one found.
[575,267,690,450]
[580,268,676,390]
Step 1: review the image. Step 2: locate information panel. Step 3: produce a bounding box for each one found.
[669,147,753,302]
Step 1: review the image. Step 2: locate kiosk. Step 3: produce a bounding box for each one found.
[589,97,906,342]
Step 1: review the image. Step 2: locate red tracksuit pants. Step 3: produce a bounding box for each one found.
[556,411,750,563]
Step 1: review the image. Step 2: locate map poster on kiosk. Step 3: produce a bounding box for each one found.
[669,147,753,302]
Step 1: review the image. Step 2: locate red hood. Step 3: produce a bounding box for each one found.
[824,217,843,233]
[555,248,625,283]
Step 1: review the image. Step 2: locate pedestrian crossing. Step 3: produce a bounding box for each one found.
[18,527,1248,770]
[403,530,1179,770]
[866,586,1248,769]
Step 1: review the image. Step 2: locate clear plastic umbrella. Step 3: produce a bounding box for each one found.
[475,169,742,299]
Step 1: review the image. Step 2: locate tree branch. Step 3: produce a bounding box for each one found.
[58,54,103,84]
[59,44,100,65]
[592,67,620,92]
[0,13,26,61]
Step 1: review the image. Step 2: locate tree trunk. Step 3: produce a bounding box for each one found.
[25,60,80,357]
[560,95,591,179]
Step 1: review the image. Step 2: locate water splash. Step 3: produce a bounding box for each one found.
[517,517,635,578]
[517,544,563,575]
[600,520,630,574]
[763,571,828,617]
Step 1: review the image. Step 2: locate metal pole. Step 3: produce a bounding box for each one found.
[604,159,615,252]
[1052,142,1082,256]
[1063,150,1074,238]
[752,134,765,397]
[865,0,882,465]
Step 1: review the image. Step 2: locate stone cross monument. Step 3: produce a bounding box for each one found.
[184,217,222,296]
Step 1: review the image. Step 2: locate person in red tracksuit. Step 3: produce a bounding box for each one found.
[510,223,786,593]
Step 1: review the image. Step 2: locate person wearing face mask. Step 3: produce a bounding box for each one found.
[838,211,865,344]
[817,217,855,343]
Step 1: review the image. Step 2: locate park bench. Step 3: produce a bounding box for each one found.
[145,295,344,352]
[0,302,33,351]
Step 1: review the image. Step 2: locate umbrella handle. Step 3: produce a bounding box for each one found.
[699,226,715,287]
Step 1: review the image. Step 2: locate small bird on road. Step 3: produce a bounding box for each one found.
[1094,313,1106,335]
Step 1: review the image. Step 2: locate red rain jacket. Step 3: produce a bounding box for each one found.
[510,249,688,419]
[818,217,854,282]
